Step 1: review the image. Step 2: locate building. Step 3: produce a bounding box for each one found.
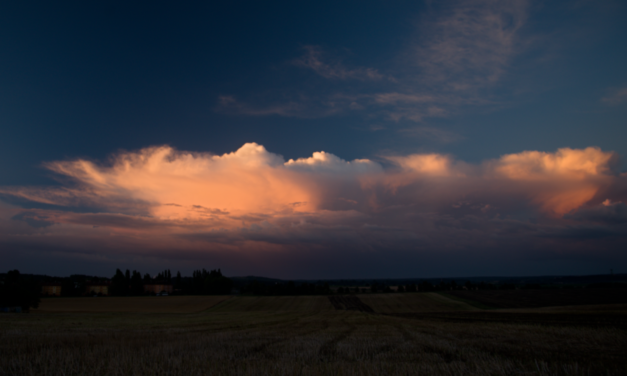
[85,282,110,296]
[41,283,62,296]
[144,283,173,295]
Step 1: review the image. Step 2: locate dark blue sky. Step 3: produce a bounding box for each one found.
[1,1,626,278]
[2,1,626,184]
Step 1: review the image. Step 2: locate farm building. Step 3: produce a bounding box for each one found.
[144,283,173,295]
[85,282,110,296]
[41,283,62,296]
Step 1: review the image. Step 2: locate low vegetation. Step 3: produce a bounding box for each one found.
[2,293,626,375]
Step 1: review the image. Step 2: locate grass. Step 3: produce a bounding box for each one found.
[1,293,626,375]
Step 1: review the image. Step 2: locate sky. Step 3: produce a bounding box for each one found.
[1,0,626,279]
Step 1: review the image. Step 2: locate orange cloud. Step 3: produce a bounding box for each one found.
[44,143,312,224]
[0,144,623,247]
[493,147,617,180]
[386,154,456,176]
[489,147,619,215]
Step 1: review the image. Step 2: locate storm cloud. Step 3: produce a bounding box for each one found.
[1,143,625,277]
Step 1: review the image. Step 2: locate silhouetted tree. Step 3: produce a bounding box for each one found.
[130,270,143,295]
[0,270,40,311]
[111,269,128,296]
[419,281,434,292]
[175,271,182,289]
[204,269,233,295]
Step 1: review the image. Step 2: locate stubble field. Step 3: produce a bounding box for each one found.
[447,288,627,309]
[33,295,232,313]
[1,293,626,376]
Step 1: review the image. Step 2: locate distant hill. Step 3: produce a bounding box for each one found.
[230,276,284,283]
[3,271,625,287]
[291,273,627,287]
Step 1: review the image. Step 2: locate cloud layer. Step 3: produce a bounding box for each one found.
[1,143,626,277]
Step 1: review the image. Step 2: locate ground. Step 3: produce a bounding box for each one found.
[1,293,626,375]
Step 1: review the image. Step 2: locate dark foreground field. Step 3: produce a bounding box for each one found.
[447,288,627,309]
[1,293,626,376]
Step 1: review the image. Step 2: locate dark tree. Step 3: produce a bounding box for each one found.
[175,271,182,289]
[204,269,233,295]
[111,269,128,296]
[130,270,143,295]
[0,270,40,312]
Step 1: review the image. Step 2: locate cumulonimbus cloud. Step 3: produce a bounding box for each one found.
[0,144,625,266]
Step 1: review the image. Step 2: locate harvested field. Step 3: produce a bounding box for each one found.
[33,295,232,313]
[389,310,627,329]
[2,298,627,376]
[359,292,477,313]
[328,296,374,312]
[447,288,627,309]
[210,295,333,312]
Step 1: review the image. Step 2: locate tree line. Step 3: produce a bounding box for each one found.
[238,280,331,295]
[109,268,233,296]
[343,280,521,293]
[0,270,40,311]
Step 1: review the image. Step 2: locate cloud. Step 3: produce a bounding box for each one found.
[294,46,389,81]
[566,200,627,225]
[386,153,457,177]
[285,151,381,174]
[601,87,627,105]
[217,1,531,125]
[1,144,620,221]
[413,0,528,89]
[1,143,625,276]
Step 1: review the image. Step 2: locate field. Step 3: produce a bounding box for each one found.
[447,288,627,309]
[1,293,626,375]
[33,295,232,313]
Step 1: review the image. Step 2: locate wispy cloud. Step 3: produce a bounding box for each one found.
[294,46,390,81]
[601,87,627,105]
[413,0,528,89]
[217,0,530,126]
[373,0,529,121]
